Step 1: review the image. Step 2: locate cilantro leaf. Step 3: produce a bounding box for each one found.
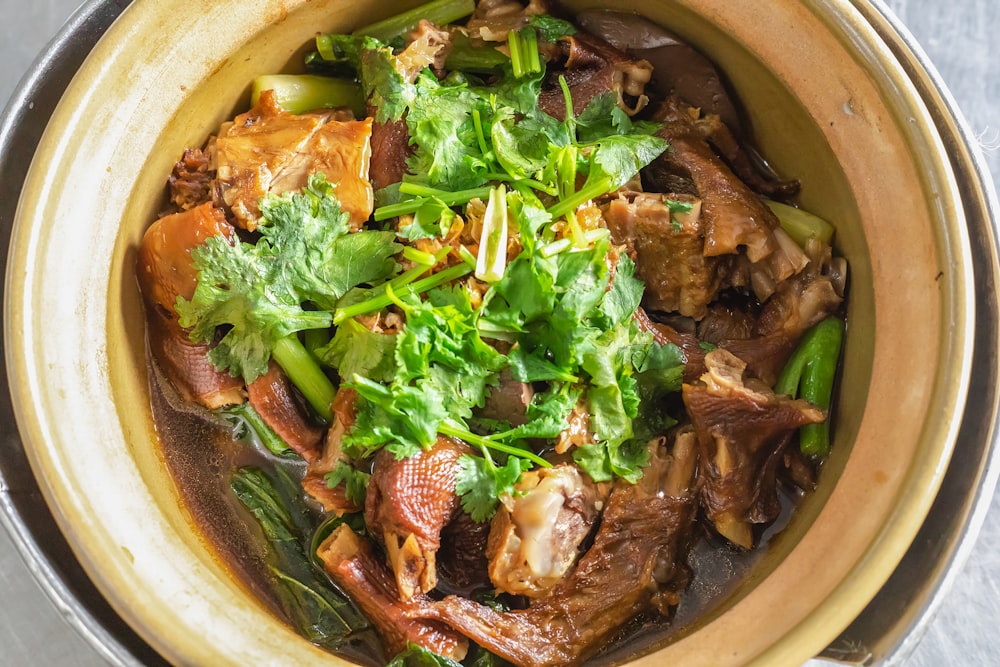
[315,318,397,382]
[455,454,524,522]
[324,460,371,507]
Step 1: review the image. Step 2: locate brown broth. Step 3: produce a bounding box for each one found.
[149,351,800,666]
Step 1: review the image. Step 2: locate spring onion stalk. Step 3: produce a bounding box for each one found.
[251,74,365,117]
[373,185,493,221]
[764,199,835,247]
[476,185,509,283]
[353,0,476,42]
[438,421,551,469]
[774,317,844,458]
[217,403,294,458]
[272,334,336,423]
[402,245,438,266]
[333,262,473,324]
[446,41,509,73]
[508,27,542,79]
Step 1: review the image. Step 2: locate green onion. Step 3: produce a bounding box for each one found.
[333,262,473,324]
[373,185,492,221]
[353,0,476,42]
[774,317,844,458]
[402,245,437,266]
[764,199,836,247]
[251,74,365,117]
[475,185,509,283]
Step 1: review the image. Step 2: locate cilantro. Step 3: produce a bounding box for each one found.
[324,460,371,507]
[455,454,524,522]
[529,14,578,42]
[314,318,397,383]
[175,173,402,383]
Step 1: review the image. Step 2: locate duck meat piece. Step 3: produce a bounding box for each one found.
[215,90,373,230]
[634,307,705,384]
[487,464,605,599]
[644,97,808,301]
[682,349,824,548]
[246,360,324,462]
[605,191,726,319]
[365,436,471,600]
[539,31,653,120]
[136,203,244,409]
[415,434,699,667]
[303,387,363,514]
[478,368,534,427]
[756,238,844,339]
[437,509,493,596]
[317,524,468,661]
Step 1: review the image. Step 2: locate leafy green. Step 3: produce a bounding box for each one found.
[455,454,524,522]
[315,317,397,383]
[231,466,370,647]
[323,460,371,507]
[176,173,402,383]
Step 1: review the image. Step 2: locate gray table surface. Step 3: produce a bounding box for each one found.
[2,0,999,665]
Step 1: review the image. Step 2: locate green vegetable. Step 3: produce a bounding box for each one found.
[251,74,364,117]
[175,174,401,412]
[323,460,371,507]
[475,185,510,283]
[353,0,476,43]
[217,402,294,458]
[445,34,509,73]
[764,199,835,247]
[775,317,845,457]
[231,466,370,648]
[508,27,542,79]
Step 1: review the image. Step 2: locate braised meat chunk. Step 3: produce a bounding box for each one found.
[683,349,824,548]
[414,435,699,667]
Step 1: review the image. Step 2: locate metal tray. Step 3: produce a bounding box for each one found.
[1,1,997,665]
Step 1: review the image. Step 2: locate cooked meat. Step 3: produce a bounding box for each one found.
[605,191,726,319]
[303,388,363,514]
[437,509,493,596]
[466,0,550,42]
[634,307,706,384]
[365,436,471,599]
[479,369,534,427]
[136,203,244,409]
[487,464,604,598]
[644,96,808,301]
[574,10,744,136]
[539,31,653,119]
[168,146,214,211]
[683,349,824,548]
[414,434,699,667]
[756,238,844,338]
[215,89,373,230]
[554,397,595,454]
[369,117,411,191]
[396,20,452,79]
[317,524,469,661]
[246,361,324,462]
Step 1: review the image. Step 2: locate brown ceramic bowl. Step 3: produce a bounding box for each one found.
[3,0,987,664]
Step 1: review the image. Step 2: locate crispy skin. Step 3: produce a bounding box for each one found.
[413,436,699,667]
[365,437,471,599]
[136,203,243,409]
[303,388,362,514]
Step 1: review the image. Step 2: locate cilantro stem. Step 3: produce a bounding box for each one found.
[473,109,491,156]
[508,27,541,79]
[484,172,558,196]
[352,0,475,42]
[439,421,551,469]
[373,185,493,221]
[402,246,437,266]
[272,334,336,423]
[333,262,473,324]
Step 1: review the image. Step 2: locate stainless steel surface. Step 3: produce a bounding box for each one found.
[1,1,998,665]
